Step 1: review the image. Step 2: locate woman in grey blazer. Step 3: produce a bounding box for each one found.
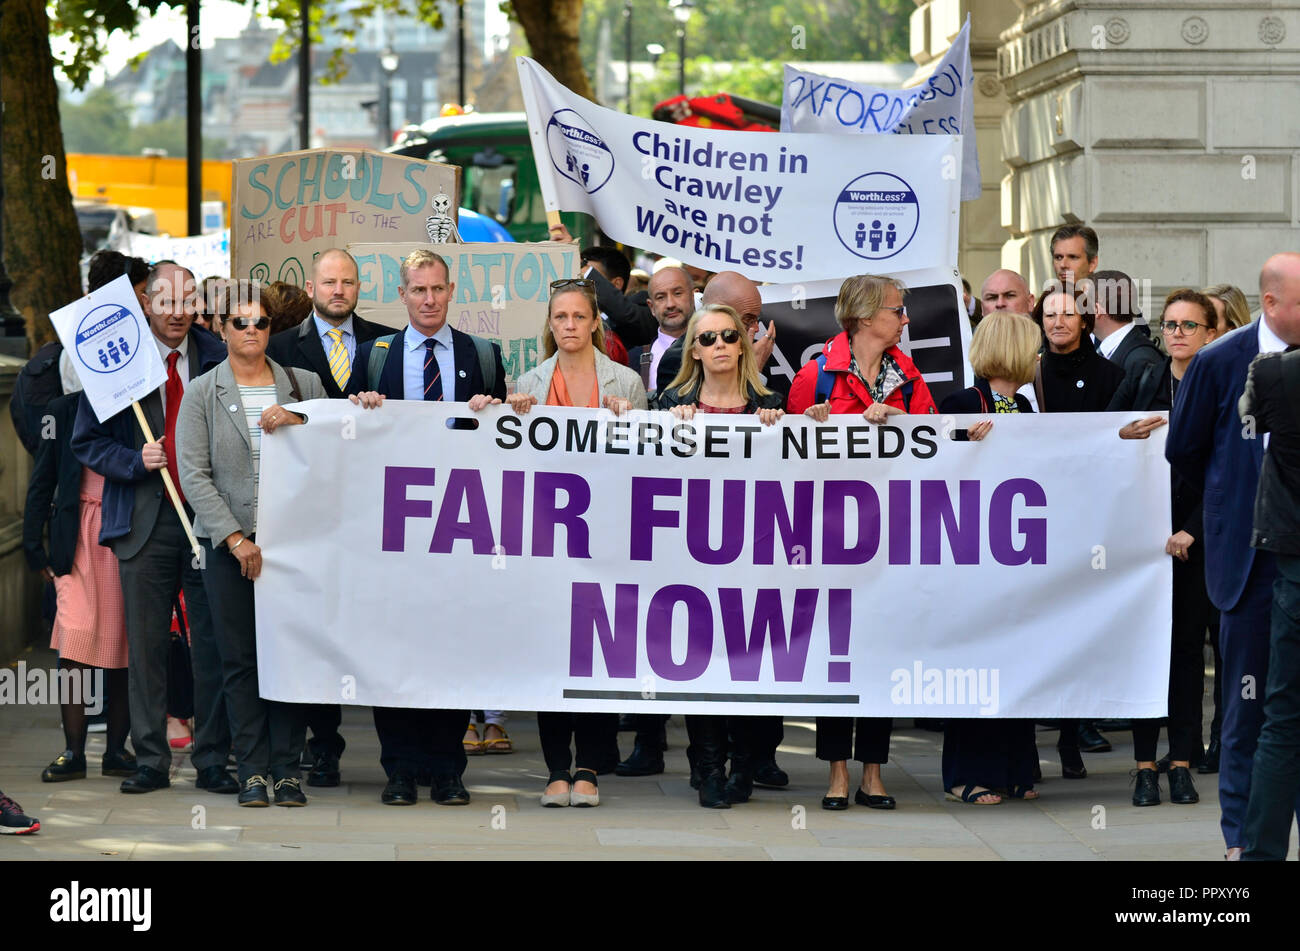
[470,278,645,807]
[177,280,327,808]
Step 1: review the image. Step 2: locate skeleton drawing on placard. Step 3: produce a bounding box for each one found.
[425,189,457,243]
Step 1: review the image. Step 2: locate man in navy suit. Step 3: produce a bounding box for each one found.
[1167,252,1300,858]
[348,249,506,807]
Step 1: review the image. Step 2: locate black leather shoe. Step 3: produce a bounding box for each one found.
[855,789,897,810]
[273,776,308,806]
[305,751,340,788]
[753,762,789,789]
[1132,768,1160,806]
[1168,766,1199,804]
[42,750,87,782]
[381,773,418,805]
[195,765,239,794]
[821,795,849,811]
[615,741,665,777]
[698,771,730,808]
[725,770,753,804]
[1059,747,1087,779]
[1198,738,1220,775]
[432,774,470,805]
[101,749,137,777]
[120,766,170,793]
[238,775,270,806]
[1077,723,1112,753]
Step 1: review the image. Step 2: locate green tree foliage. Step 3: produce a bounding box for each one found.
[61,87,224,156]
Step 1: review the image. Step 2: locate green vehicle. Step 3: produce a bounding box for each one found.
[388,111,594,245]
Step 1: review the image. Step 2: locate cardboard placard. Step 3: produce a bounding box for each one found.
[232,148,459,287]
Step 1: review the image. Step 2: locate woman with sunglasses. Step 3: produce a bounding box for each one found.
[177,281,328,807]
[1109,290,1220,807]
[787,275,936,811]
[652,304,785,423]
[479,277,646,807]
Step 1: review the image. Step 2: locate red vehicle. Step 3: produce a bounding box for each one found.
[651,92,780,132]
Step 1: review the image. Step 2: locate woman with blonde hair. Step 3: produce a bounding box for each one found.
[1201,283,1251,335]
[939,310,1040,440]
[653,304,784,423]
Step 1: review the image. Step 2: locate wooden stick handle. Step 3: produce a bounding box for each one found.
[131,401,202,559]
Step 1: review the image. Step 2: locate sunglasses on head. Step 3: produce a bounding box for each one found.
[695,328,741,346]
[550,278,595,292]
[228,316,270,331]
[1161,319,1209,334]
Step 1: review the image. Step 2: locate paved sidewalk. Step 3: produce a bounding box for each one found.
[2,648,1284,861]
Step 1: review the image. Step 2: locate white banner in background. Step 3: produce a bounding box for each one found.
[516,57,961,282]
[255,403,1172,718]
[116,229,231,282]
[781,17,980,202]
[48,274,167,423]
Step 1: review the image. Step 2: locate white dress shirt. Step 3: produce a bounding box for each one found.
[1096,321,1135,362]
[403,323,456,401]
[155,334,190,415]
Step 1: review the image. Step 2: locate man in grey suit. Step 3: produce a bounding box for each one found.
[72,262,237,795]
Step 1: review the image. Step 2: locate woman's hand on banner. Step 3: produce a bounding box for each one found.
[602,395,633,417]
[669,404,697,422]
[756,407,784,427]
[261,404,304,433]
[1118,416,1167,440]
[507,393,539,415]
[803,402,830,423]
[966,419,993,441]
[864,403,901,425]
[469,394,503,412]
[348,391,386,410]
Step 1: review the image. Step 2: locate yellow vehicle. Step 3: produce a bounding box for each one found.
[66,153,232,237]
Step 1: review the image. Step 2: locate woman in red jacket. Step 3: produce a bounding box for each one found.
[787,274,936,810]
[787,274,937,421]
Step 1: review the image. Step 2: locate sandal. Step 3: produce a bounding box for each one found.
[1003,784,1039,800]
[481,725,513,754]
[462,723,484,756]
[945,784,1002,804]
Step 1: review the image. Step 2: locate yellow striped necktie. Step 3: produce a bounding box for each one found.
[326,328,350,390]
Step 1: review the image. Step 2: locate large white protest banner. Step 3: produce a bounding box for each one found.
[48,274,168,423]
[256,402,1172,718]
[781,17,980,202]
[348,240,578,381]
[517,57,961,283]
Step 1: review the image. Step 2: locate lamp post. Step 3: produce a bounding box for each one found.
[378,47,399,146]
[668,0,693,97]
[298,0,310,149]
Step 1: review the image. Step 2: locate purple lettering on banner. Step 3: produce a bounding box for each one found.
[826,588,852,683]
[629,477,682,561]
[568,582,639,677]
[990,478,1048,565]
[920,480,981,565]
[823,480,881,565]
[500,470,525,556]
[685,479,746,565]
[888,480,911,564]
[753,481,813,565]
[533,471,592,558]
[645,585,713,681]
[381,466,437,552]
[719,588,817,682]
[429,469,495,555]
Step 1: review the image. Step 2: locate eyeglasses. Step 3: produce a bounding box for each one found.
[1161,320,1210,335]
[228,316,270,331]
[695,329,741,346]
[550,278,595,292]
[879,305,906,318]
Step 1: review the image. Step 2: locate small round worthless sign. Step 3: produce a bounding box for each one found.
[75,304,141,375]
[833,172,920,261]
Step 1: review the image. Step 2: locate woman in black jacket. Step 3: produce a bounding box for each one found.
[1121,290,1220,806]
[652,304,785,420]
[937,312,1042,802]
[1030,288,1125,412]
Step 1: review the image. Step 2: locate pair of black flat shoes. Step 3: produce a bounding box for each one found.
[822,788,896,811]
[42,749,136,782]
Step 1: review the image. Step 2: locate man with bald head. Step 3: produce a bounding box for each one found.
[264,248,389,787]
[654,270,777,393]
[1168,252,1300,856]
[266,248,390,401]
[980,269,1036,315]
[73,261,235,795]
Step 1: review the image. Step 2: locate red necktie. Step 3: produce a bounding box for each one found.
[165,351,186,505]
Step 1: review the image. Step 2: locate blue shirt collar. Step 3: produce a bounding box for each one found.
[404,321,454,351]
[313,312,355,341]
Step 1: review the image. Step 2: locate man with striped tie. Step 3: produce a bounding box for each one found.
[266,248,388,789]
[349,248,507,807]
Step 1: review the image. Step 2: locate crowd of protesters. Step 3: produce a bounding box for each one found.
[4,232,1299,863]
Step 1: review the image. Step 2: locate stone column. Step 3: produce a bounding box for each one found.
[997,1,1300,306]
[908,0,1022,289]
